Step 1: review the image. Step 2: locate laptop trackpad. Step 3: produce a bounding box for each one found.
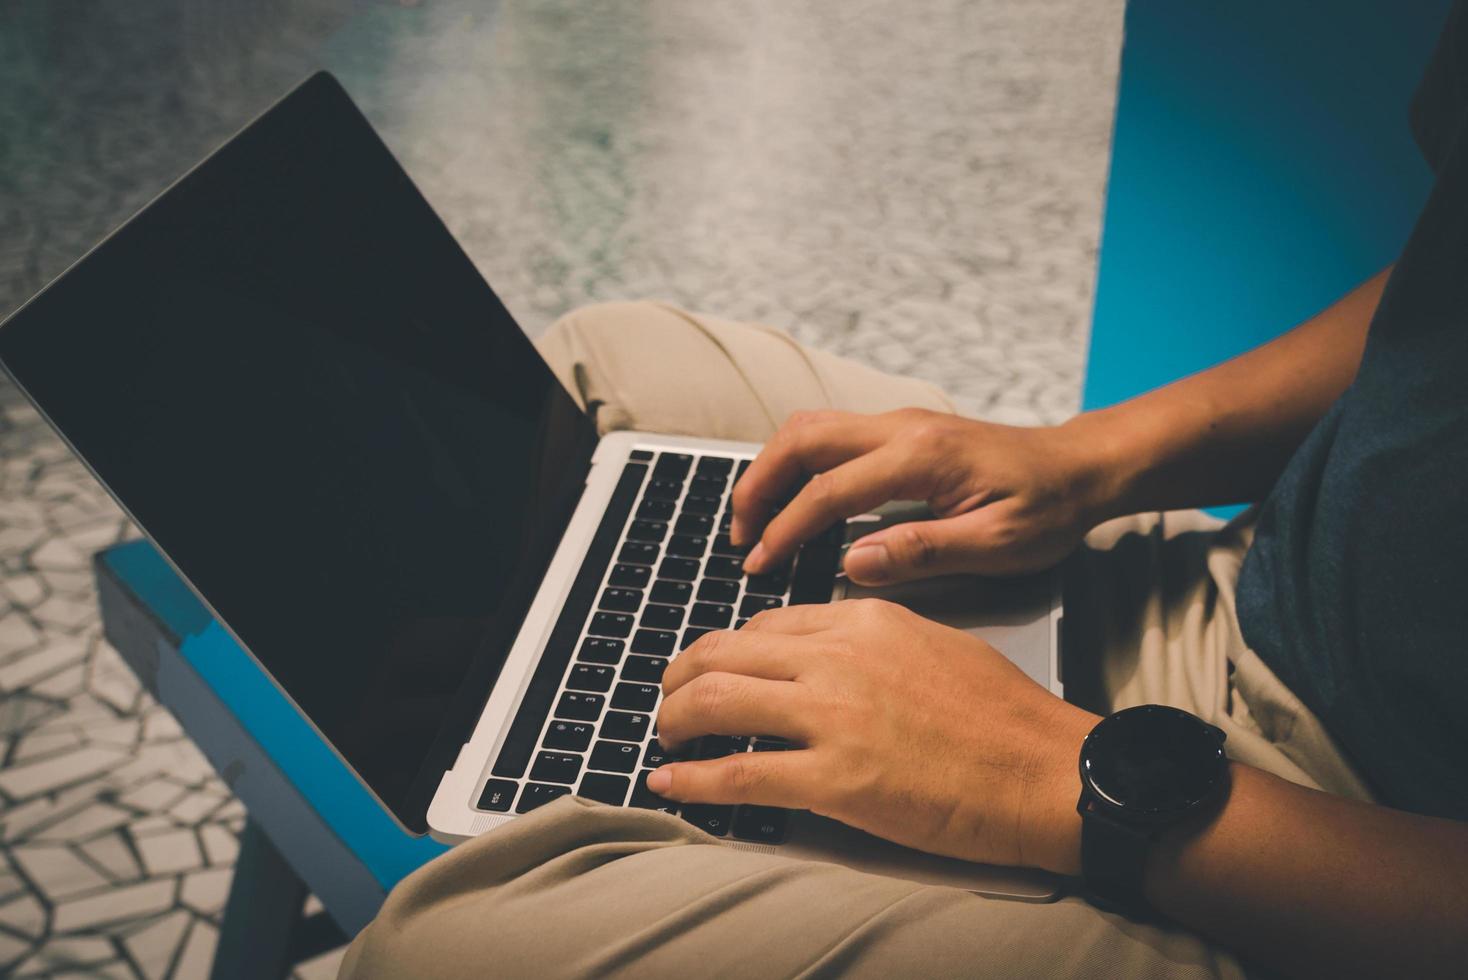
[835,506,1056,689]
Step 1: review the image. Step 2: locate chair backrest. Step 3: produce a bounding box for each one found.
[1085,0,1450,428]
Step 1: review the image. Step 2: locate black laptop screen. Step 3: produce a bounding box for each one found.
[0,74,598,832]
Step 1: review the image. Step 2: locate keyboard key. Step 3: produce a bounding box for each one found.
[659,557,700,581]
[718,511,733,533]
[733,805,790,843]
[631,628,677,655]
[712,534,750,558]
[590,740,641,773]
[517,782,572,813]
[622,655,669,683]
[630,449,654,461]
[699,735,749,759]
[753,737,791,752]
[735,618,750,630]
[692,481,728,504]
[619,541,659,565]
[611,682,660,711]
[578,637,624,665]
[567,664,615,693]
[600,710,651,742]
[667,534,708,557]
[578,772,631,806]
[477,778,518,812]
[690,474,726,497]
[744,572,789,596]
[675,513,714,536]
[740,595,782,618]
[590,612,634,638]
[696,456,734,477]
[642,742,678,768]
[637,498,674,521]
[650,580,693,605]
[684,495,721,515]
[704,556,745,580]
[680,627,712,650]
[639,604,685,631]
[682,804,733,837]
[555,691,604,721]
[697,579,738,604]
[543,721,594,751]
[777,477,806,509]
[654,452,693,480]
[645,479,683,500]
[736,459,752,479]
[530,751,583,784]
[599,587,643,613]
[627,520,668,542]
[630,770,678,813]
[689,602,734,628]
[790,524,846,605]
[609,563,650,588]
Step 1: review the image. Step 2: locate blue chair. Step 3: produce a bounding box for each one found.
[1085,1,1444,422]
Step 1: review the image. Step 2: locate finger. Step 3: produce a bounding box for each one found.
[736,603,845,637]
[843,509,1022,585]
[662,629,812,697]
[646,749,817,808]
[745,445,915,573]
[730,411,885,546]
[656,673,813,748]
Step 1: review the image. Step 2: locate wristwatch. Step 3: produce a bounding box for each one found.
[1076,704,1229,917]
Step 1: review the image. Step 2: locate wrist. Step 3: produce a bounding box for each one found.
[1053,411,1142,527]
[1142,761,1244,906]
[1075,706,1233,917]
[1019,702,1096,875]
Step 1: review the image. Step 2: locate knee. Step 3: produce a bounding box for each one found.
[540,299,681,356]
[538,299,711,434]
[340,800,707,979]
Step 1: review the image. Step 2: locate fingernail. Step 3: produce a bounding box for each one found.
[647,767,672,794]
[844,542,892,584]
[744,542,766,572]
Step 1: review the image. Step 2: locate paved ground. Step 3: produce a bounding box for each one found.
[0,1,1124,976]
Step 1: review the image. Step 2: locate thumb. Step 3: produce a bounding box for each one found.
[843,514,999,585]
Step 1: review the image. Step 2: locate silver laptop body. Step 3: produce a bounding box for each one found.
[426,429,1064,901]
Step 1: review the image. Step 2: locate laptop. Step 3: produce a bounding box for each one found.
[0,73,1063,900]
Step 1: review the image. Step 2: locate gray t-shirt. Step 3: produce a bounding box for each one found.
[1235,1,1468,820]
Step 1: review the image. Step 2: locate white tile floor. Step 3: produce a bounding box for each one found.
[0,1,1124,976]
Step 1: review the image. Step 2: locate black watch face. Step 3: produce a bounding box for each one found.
[1082,705,1227,814]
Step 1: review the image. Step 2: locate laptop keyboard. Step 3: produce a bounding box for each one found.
[475,449,843,843]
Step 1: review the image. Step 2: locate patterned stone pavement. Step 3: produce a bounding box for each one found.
[0,1,1124,976]
[0,375,276,979]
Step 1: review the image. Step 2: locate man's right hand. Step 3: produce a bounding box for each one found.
[732,408,1117,585]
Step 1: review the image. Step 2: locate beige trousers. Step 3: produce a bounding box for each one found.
[340,302,1371,980]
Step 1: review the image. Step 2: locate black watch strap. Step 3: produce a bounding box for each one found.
[1079,803,1153,916]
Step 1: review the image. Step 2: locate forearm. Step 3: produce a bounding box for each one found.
[1145,764,1468,979]
[1067,266,1390,516]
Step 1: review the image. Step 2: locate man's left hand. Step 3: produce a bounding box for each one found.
[650,598,1096,874]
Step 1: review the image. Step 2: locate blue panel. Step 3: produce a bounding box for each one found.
[1086,0,1448,422]
[101,539,447,889]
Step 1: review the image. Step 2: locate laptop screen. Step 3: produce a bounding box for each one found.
[0,73,598,833]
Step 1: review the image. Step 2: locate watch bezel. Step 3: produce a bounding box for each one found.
[1078,704,1228,825]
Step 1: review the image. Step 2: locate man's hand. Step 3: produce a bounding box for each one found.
[649,599,1098,873]
[731,408,1114,585]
